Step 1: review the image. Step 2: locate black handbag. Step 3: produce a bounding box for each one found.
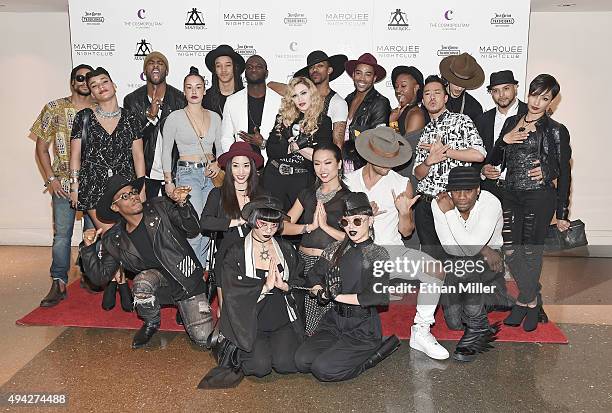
[545,219,588,251]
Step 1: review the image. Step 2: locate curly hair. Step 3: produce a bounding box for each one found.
[278,77,324,136]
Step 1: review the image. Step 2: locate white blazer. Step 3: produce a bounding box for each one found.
[219,86,282,164]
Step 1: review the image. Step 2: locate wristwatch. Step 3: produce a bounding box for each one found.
[260,139,267,150]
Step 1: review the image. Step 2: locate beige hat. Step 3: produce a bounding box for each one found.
[355,127,413,168]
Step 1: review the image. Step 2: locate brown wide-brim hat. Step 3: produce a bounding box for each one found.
[217,142,264,170]
[294,50,348,82]
[345,53,386,83]
[97,175,145,223]
[241,195,289,221]
[355,127,412,168]
[205,44,246,75]
[439,52,485,90]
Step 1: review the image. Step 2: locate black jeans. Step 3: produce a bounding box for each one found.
[239,324,300,378]
[502,188,556,303]
[414,197,445,260]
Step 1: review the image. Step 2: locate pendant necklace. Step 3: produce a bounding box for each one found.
[253,236,271,261]
[518,115,538,132]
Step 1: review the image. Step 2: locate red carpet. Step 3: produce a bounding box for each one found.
[17,280,568,344]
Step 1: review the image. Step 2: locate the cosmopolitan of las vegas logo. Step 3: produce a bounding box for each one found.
[124,9,163,29]
[284,12,308,27]
[491,13,515,27]
[224,12,266,26]
[176,43,217,57]
[387,9,410,31]
[430,9,470,30]
[81,11,104,25]
[437,45,461,57]
[479,44,523,59]
[73,42,115,57]
[376,44,420,59]
[185,8,206,30]
[235,44,257,58]
[325,11,369,26]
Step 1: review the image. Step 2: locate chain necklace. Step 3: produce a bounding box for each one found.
[518,114,539,132]
[316,185,341,204]
[95,106,121,118]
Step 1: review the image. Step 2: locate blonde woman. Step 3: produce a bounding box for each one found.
[263,77,333,211]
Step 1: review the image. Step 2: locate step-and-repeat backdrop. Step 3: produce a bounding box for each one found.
[69,0,530,109]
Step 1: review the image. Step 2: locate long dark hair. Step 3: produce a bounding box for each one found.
[313,142,347,190]
[220,157,259,219]
[205,68,244,112]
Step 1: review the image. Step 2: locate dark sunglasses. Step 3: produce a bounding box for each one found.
[340,217,365,228]
[111,189,140,205]
[74,74,87,83]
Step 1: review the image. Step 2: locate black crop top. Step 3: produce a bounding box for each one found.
[298,187,349,249]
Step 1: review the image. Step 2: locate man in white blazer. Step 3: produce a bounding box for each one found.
[220,55,281,164]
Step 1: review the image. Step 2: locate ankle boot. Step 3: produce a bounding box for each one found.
[453,323,500,362]
[132,322,160,349]
[503,304,528,327]
[40,279,67,307]
[102,281,117,311]
[118,282,133,312]
[363,335,401,370]
[523,295,543,332]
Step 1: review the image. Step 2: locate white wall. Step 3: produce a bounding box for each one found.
[1,10,611,245]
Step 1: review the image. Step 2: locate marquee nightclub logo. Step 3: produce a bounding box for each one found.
[375,44,420,59]
[185,8,206,29]
[325,11,369,26]
[223,12,266,26]
[430,9,470,30]
[387,9,410,30]
[479,45,523,59]
[284,12,307,26]
[73,42,115,57]
[491,13,515,27]
[81,11,104,25]
[175,43,217,57]
[124,9,163,29]
[235,44,257,58]
[437,45,461,57]
[134,39,152,59]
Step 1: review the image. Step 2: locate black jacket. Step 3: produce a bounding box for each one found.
[487,114,572,220]
[344,88,391,169]
[219,237,305,352]
[79,197,206,300]
[446,91,483,124]
[123,85,186,177]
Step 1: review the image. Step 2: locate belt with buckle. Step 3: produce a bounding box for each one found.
[333,302,372,319]
[271,160,309,175]
[177,160,207,168]
[418,193,436,203]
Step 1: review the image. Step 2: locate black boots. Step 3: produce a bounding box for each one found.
[40,279,67,307]
[132,322,160,349]
[118,282,134,312]
[453,323,500,362]
[102,281,118,310]
[363,335,402,370]
[102,281,133,312]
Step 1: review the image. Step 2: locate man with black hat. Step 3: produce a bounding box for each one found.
[475,70,528,201]
[343,53,392,172]
[431,166,509,362]
[123,51,186,198]
[79,175,212,349]
[439,53,484,124]
[203,44,245,117]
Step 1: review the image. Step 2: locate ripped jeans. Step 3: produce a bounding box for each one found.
[132,269,213,346]
[502,189,556,304]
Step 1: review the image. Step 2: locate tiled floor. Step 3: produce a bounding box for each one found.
[1,246,611,412]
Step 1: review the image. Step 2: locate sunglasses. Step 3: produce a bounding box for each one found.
[111,189,140,205]
[74,74,87,83]
[256,220,279,231]
[340,217,365,228]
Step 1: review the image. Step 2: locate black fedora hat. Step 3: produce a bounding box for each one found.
[97,175,145,223]
[445,167,480,191]
[294,50,348,82]
[391,65,424,89]
[487,70,519,90]
[241,194,288,221]
[205,45,246,76]
[343,192,373,216]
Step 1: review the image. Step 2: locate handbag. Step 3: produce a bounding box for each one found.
[184,108,225,188]
[545,219,588,251]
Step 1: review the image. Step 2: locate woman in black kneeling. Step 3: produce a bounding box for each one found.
[216,195,305,379]
[294,192,400,382]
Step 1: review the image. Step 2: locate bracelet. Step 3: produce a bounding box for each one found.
[70,169,80,177]
[70,177,79,184]
[389,121,400,132]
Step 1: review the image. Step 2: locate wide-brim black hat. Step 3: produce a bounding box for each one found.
[294,50,348,82]
[487,70,519,90]
[446,166,480,191]
[391,65,424,89]
[205,45,246,75]
[241,194,288,221]
[97,175,145,223]
[343,192,373,216]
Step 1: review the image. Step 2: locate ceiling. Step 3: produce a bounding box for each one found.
[1,0,612,13]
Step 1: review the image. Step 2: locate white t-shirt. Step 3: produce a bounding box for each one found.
[328,93,348,124]
[345,167,410,246]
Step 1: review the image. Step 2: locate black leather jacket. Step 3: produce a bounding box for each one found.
[79,197,206,299]
[344,88,391,169]
[123,85,186,177]
[487,114,572,220]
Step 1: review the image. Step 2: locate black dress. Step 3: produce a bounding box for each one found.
[71,108,142,211]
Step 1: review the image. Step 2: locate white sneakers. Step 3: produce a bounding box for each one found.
[409,324,450,360]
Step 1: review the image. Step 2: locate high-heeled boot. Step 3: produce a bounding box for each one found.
[118,282,133,312]
[101,281,117,311]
